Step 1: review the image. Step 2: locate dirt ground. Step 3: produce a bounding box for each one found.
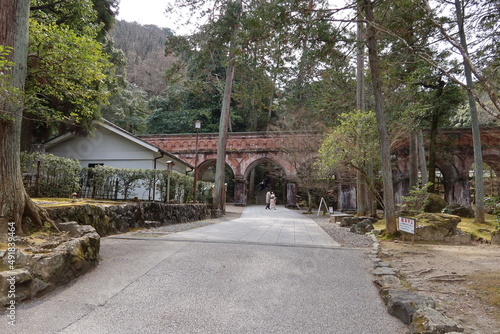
[379,241,500,334]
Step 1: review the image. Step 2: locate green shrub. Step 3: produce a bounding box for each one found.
[402,183,433,215]
[21,153,213,203]
[21,152,81,198]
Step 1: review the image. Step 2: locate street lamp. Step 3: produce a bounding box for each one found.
[193,120,201,203]
[166,161,173,203]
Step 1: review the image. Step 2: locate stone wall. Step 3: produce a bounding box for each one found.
[46,202,210,237]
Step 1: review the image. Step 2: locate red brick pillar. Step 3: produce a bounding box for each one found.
[286,182,297,208]
[233,178,247,206]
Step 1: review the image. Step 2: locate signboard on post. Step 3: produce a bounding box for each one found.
[398,217,416,234]
[398,217,417,244]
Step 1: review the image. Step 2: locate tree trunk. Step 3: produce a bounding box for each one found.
[0,0,55,241]
[0,0,30,240]
[213,56,235,213]
[213,0,242,214]
[409,131,419,190]
[427,114,438,193]
[356,6,365,114]
[363,0,397,233]
[356,171,369,216]
[455,0,485,223]
[307,189,313,214]
[417,130,429,185]
[356,5,369,216]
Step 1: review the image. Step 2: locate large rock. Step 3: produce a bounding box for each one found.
[0,227,100,309]
[349,219,375,234]
[374,275,402,289]
[341,216,376,227]
[442,204,474,218]
[372,266,399,276]
[410,307,464,334]
[423,194,447,213]
[413,213,470,244]
[381,289,436,325]
[0,269,32,306]
[57,221,95,237]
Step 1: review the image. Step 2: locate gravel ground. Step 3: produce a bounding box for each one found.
[309,213,375,248]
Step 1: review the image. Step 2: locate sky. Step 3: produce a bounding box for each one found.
[116,0,352,35]
[117,0,175,29]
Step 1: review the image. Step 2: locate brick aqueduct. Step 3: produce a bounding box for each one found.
[141,127,500,208]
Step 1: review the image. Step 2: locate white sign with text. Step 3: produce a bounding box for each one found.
[398,217,416,234]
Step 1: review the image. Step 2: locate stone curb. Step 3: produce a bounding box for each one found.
[368,234,465,334]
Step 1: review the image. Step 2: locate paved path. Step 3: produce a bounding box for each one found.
[160,206,340,248]
[2,206,407,334]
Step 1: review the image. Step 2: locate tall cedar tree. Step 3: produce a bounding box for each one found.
[0,0,56,241]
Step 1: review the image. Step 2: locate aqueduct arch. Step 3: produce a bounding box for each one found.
[393,127,500,207]
[141,127,500,208]
[140,132,312,206]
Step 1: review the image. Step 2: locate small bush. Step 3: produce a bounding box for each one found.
[402,183,433,215]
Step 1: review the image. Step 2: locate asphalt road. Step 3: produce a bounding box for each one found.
[2,206,408,334]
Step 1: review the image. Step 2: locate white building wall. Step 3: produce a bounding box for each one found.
[48,127,155,164]
[46,124,191,200]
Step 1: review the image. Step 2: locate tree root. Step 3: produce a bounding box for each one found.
[23,192,60,233]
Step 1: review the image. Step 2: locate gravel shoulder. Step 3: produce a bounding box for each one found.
[309,212,374,248]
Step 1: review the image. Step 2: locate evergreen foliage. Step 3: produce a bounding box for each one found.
[0,46,21,121]
[20,153,212,203]
[26,19,113,140]
[21,152,82,198]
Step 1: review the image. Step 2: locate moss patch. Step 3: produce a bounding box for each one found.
[373,220,385,230]
[458,215,496,241]
[32,198,126,208]
[467,270,500,320]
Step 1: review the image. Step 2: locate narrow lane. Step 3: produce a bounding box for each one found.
[2,206,407,334]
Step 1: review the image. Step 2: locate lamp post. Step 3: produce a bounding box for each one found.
[193,120,201,203]
[166,161,173,203]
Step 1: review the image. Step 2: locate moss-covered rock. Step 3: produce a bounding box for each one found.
[410,307,464,333]
[0,227,100,310]
[442,204,474,218]
[413,213,471,244]
[423,194,447,213]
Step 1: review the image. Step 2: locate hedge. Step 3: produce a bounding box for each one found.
[21,152,212,203]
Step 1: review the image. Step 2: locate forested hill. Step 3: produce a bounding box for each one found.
[109,20,175,95]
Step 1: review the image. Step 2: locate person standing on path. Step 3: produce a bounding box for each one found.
[265,190,271,209]
[270,192,276,210]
